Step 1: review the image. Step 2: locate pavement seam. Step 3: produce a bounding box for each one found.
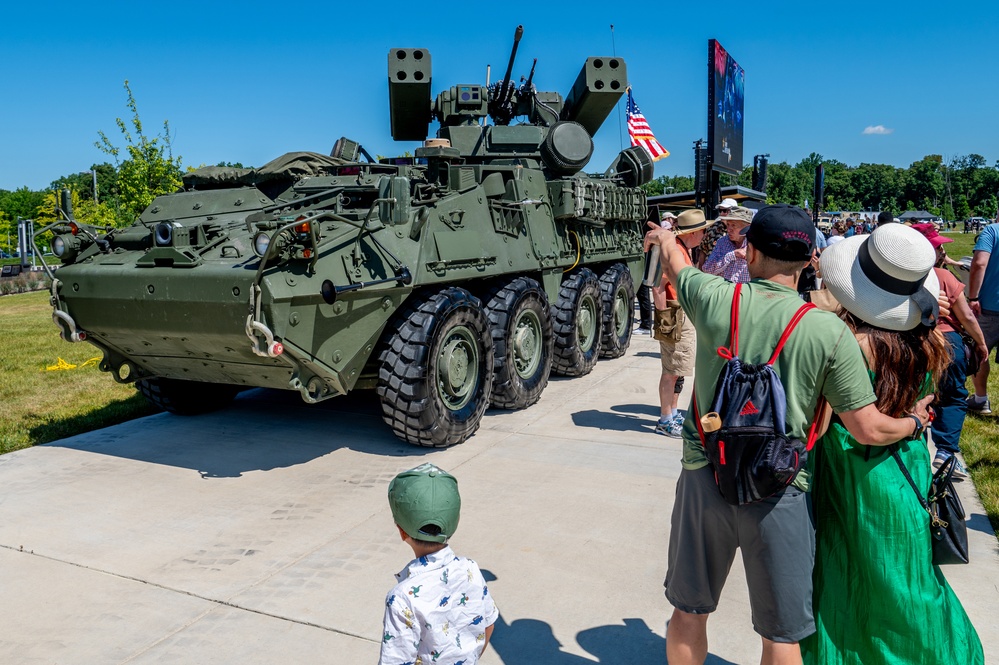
[0,543,379,649]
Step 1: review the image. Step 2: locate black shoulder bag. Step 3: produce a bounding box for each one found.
[891,446,969,565]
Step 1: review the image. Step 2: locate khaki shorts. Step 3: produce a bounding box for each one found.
[660,316,696,375]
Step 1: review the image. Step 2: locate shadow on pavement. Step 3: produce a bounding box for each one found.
[612,403,662,418]
[570,403,661,434]
[967,512,998,539]
[46,388,431,478]
[571,409,651,434]
[490,614,738,664]
[482,570,737,664]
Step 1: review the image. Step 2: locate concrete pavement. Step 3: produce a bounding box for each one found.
[0,333,996,663]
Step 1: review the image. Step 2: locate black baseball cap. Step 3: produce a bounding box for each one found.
[740,204,815,261]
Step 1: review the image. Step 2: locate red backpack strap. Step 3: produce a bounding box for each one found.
[766,302,816,365]
[718,283,743,360]
[805,397,827,452]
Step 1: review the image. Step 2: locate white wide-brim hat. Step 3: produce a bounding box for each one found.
[820,224,939,331]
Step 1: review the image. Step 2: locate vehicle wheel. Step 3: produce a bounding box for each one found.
[551,268,603,377]
[377,287,494,447]
[137,378,240,415]
[598,263,635,358]
[485,277,553,409]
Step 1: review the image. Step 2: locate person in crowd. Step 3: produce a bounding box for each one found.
[696,198,737,266]
[652,209,709,437]
[701,206,753,282]
[800,223,983,665]
[876,210,895,228]
[826,222,847,246]
[909,223,988,479]
[637,212,677,335]
[967,216,999,415]
[644,204,933,665]
[697,218,725,268]
[843,219,857,238]
[381,463,498,665]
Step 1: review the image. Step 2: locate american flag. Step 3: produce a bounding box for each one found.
[627,88,669,161]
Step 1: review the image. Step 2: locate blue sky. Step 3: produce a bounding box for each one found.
[1,1,996,191]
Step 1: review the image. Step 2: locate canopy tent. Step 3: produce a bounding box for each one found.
[898,210,939,221]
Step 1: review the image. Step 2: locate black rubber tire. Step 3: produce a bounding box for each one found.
[485,277,554,410]
[598,262,635,358]
[137,378,240,415]
[551,268,603,377]
[377,287,494,447]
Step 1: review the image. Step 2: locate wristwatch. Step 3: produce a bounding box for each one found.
[906,414,925,439]
[968,297,979,302]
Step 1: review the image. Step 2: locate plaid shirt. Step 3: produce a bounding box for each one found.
[702,234,750,283]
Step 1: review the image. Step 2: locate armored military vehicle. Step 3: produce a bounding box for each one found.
[37,27,652,447]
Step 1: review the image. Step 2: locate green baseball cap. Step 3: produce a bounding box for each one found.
[388,463,461,543]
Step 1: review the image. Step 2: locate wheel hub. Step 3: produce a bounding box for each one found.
[577,297,597,351]
[613,288,629,336]
[512,310,542,377]
[437,327,478,409]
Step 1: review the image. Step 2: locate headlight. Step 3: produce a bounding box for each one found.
[51,234,80,263]
[253,231,271,257]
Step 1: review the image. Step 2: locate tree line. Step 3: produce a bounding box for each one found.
[643,152,999,219]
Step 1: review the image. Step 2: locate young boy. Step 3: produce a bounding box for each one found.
[380,463,498,665]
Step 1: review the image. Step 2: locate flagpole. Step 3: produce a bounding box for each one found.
[611,24,623,152]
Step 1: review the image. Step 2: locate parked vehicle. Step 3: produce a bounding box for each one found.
[36,28,649,448]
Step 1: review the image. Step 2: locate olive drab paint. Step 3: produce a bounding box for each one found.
[38,27,650,448]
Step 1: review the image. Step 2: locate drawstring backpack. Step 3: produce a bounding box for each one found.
[694,283,825,505]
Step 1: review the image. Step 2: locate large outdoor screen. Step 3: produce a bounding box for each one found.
[708,40,745,176]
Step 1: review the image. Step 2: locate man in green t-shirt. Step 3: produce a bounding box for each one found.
[643,204,935,665]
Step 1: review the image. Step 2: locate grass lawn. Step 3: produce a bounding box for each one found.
[0,290,157,454]
[940,229,999,539]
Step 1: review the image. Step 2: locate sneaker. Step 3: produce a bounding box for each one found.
[655,417,683,438]
[966,395,992,415]
[635,327,652,336]
[933,451,968,482]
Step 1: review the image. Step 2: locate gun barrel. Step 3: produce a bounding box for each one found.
[499,25,524,101]
[523,57,537,91]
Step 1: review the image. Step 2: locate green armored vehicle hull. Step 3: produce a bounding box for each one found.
[41,29,651,447]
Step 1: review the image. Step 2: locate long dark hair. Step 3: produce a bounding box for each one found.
[843,312,951,418]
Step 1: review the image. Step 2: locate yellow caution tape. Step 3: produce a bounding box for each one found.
[45,357,100,371]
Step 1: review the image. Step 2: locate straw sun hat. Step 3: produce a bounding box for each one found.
[674,209,711,235]
[819,223,939,331]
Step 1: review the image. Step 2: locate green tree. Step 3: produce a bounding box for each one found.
[48,163,116,205]
[96,81,183,225]
[851,163,902,212]
[0,186,46,221]
[641,175,696,197]
[0,210,13,255]
[903,155,945,211]
[35,189,117,230]
[820,160,857,212]
[764,162,810,206]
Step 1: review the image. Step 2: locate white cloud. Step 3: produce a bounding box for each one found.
[862,125,894,135]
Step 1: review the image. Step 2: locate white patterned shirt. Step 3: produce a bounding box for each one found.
[379,546,498,665]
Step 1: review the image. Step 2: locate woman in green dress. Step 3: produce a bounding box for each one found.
[801,224,984,664]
